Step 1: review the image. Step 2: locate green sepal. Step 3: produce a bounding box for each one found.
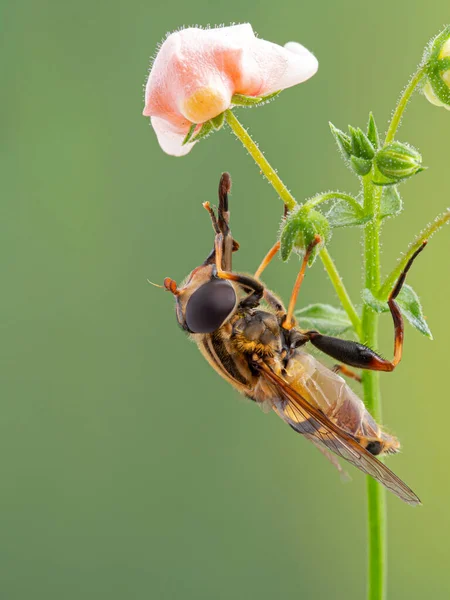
[426,65,450,107]
[422,26,450,108]
[380,186,403,220]
[367,112,380,149]
[231,90,281,107]
[295,304,354,336]
[362,285,432,339]
[329,123,352,159]
[327,195,369,228]
[349,126,375,160]
[426,24,450,63]
[182,123,197,146]
[280,206,331,264]
[191,120,214,142]
[350,155,372,176]
[210,112,225,130]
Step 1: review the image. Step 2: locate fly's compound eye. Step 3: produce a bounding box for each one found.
[185,279,237,334]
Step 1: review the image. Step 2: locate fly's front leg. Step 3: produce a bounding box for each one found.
[303,241,427,372]
[214,233,264,309]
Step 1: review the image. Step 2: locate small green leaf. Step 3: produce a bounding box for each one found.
[362,286,432,338]
[210,112,225,130]
[397,284,433,339]
[327,196,369,228]
[367,112,380,149]
[295,304,354,336]
[380,186,403,220]
[362,288,388,313]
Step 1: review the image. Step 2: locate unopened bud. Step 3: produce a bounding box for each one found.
[280,206,331,264]
[375,142,425,182]
[423,25,450,111]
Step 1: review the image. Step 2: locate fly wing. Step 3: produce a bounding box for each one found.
[259,362,420,506]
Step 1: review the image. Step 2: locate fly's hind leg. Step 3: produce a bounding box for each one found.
[304,241,427,372]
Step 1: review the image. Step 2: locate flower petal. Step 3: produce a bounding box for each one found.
[143,24,319,155]
[247,39,318,96]
[150,116,196,156]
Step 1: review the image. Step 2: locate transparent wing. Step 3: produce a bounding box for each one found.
[260,362,420,505]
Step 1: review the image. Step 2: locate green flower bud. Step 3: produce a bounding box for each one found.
[349,126,375,160]
[375,142,425,182]
[280,206,331,264]
[330,120,376,177]
[329,123,352,159]
[423,25,450,110]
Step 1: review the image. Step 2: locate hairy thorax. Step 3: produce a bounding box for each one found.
[231,310,283,357]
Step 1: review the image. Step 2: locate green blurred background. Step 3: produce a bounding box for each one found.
[1,1,449,598]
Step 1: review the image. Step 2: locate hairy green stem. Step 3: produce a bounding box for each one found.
[225,109,360,331]
[379,209,450,299]
[225,110,296,210]
[362,62,429,598]
[385,66,427,144]
[319,247,362,336]
[361,174,385,600]
[305,191,362,213]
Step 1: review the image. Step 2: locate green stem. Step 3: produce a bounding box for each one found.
[379,209,450,299]
[319,247,362,336]
[225,109,361,332]
[224,109,296,211]
[305,191,362,213]
[361,174,385,600]
[385,66,427,144]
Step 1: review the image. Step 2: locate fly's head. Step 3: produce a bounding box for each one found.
[163,173,239,335]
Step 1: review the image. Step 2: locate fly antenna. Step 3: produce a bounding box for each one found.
[147,279,165,289]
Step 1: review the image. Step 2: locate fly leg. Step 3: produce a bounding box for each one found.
[202,173,239,268]
[332,364,362,383]
[282,236,322,331]
[254,205,289,280]
[254,241,281,279]
[214,233,264,309]
[302,241,427,372]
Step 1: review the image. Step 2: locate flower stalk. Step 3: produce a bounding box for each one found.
[224,109,360,334]
[384,66,427,144]
[361,173,385,600]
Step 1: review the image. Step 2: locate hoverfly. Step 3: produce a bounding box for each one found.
[162,173,423,505]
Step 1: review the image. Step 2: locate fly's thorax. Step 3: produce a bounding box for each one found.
[231,309,283,357]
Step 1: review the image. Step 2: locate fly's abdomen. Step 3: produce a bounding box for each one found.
[284,351,400,456]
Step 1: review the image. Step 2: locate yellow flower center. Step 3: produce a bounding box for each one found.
[182,87,228,123]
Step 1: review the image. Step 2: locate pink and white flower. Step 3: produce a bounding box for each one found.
[143,24,318,156]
